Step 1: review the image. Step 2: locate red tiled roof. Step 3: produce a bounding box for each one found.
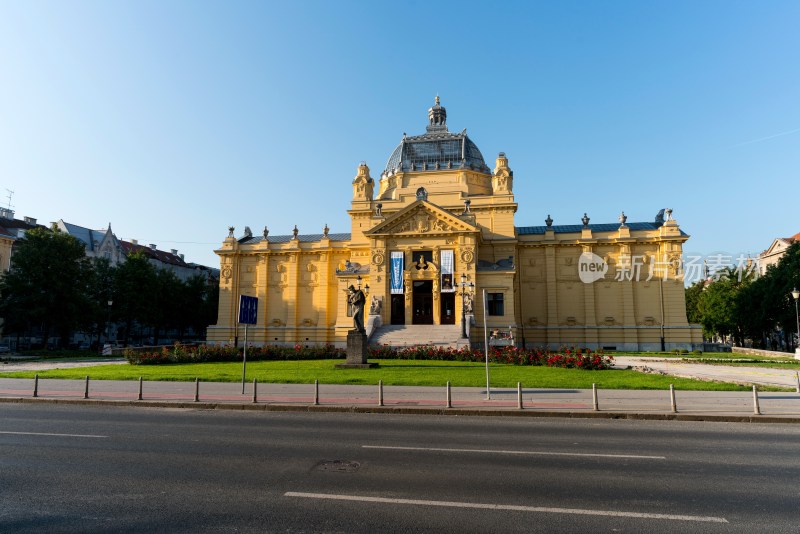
[120,241,187,267]
[785,231,800,242]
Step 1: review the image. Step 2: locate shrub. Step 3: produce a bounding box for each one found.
[126,343,614,370]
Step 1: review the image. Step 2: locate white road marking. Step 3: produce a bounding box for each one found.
[0,431,107,438]
[284,492,727,523]
[362,445,666,460]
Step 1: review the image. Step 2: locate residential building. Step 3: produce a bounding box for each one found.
[757,232,800,275]
[0,208,42,272]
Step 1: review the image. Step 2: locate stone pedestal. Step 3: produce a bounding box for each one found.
[336,330,378,369]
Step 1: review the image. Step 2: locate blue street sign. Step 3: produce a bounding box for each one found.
[238,295,258,325]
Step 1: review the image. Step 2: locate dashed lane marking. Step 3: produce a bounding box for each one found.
[284,492,727,523]
[0,431,107,438]
[362,445,666,460]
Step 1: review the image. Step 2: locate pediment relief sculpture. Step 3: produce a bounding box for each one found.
[366,202,477,237]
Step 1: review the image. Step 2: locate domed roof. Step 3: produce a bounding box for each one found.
[383,97,490,175]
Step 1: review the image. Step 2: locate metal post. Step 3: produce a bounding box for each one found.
[592,383,599,411]
[460,280,467,339]
[517,382,523,410]
[138,376,143,401]
[33,374,38,398]
[446,381,452,408]
[795,372,800,394]
[253,378,258,403]
[194,378,199,402]
[482,289,490,400]
[795,296,800,355]
[670,384,677,413]
[752,385,761,415]
[84,376,89,399]
[313,379,319,406]
[241,324,248,394]
[378,380,384,406]
[659,278,666,352]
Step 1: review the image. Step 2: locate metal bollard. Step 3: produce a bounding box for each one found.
[194,378,199,402]
[313,380,319,406]
[84,376,90,399]
[33,374,38,398]
[752,385,761,415]
[592,383,599,411]
[446,381,452,408]
[796,372,799,394]
[138,377,143,401]
[670,384,677,413]
[517,382,523,410]
[253,378,258,403]
[378,380,384,407]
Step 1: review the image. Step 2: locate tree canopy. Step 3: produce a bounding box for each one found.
[688,242,800,350]
[0,228,218,348]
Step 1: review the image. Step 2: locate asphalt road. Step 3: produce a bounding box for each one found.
[2,404,798,533]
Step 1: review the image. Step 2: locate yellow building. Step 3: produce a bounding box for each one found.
[208,98,702,351]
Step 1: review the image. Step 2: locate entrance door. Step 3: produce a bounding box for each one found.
[391,294,405,325]
[440,293,455,324]
[413,281,434,324]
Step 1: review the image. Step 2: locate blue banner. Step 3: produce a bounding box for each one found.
[390,251,404,294]
[238,295,258,325]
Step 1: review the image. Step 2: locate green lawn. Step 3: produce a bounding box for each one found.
[0,359,774,391]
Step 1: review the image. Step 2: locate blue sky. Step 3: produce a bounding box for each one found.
[1,0,798,278]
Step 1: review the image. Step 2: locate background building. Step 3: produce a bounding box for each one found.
[758,232,800,275]
[0,208,42,272]
[208,99,702,351]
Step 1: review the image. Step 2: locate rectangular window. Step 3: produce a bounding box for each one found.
[487,293,504,316]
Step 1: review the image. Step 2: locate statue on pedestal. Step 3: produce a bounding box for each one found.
[348,285,366,334]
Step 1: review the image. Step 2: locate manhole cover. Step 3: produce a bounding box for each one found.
[315,460,360,472]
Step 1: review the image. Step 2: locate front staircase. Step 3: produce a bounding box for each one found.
[369,324,466,349]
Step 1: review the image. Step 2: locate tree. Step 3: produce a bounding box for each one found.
[149,268,181,345]
[755,242,800,351]
[695,267,755,346]
[0,226,92,348]
[114,252,157,345]
[84,257,117,347]
[684,280,705,325]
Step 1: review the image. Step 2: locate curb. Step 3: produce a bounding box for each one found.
[2,396,799,424]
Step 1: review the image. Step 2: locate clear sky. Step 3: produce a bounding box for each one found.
[1,0,798,280]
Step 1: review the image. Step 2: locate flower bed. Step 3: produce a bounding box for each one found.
[125,343,346,365]
[126,343,613,370]
[370,345,612,370]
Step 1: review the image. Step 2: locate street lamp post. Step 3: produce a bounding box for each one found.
[459,274,474,339]
[792,288,800,359]
[106,300,113,343]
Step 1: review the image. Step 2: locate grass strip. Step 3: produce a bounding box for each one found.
[0,359,777,391]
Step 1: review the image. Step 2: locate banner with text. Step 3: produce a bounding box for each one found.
[390,251,404,294]
[440,250,455,292]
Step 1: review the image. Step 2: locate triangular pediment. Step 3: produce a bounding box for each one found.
[365,200,479,237]
[763,238,789,257]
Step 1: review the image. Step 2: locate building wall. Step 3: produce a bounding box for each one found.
[208,155,702,350]
[209,95,701,350]
[0,236,12,272]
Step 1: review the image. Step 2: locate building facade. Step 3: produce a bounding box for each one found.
[56,220,219,282]
[208,99,702,350]
[0,208,42,272]
[757,232,800,275]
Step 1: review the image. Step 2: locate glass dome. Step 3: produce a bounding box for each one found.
[383,98,490,174]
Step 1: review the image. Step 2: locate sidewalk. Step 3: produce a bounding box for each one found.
[2,377,799,423]
[613,356,800,389]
